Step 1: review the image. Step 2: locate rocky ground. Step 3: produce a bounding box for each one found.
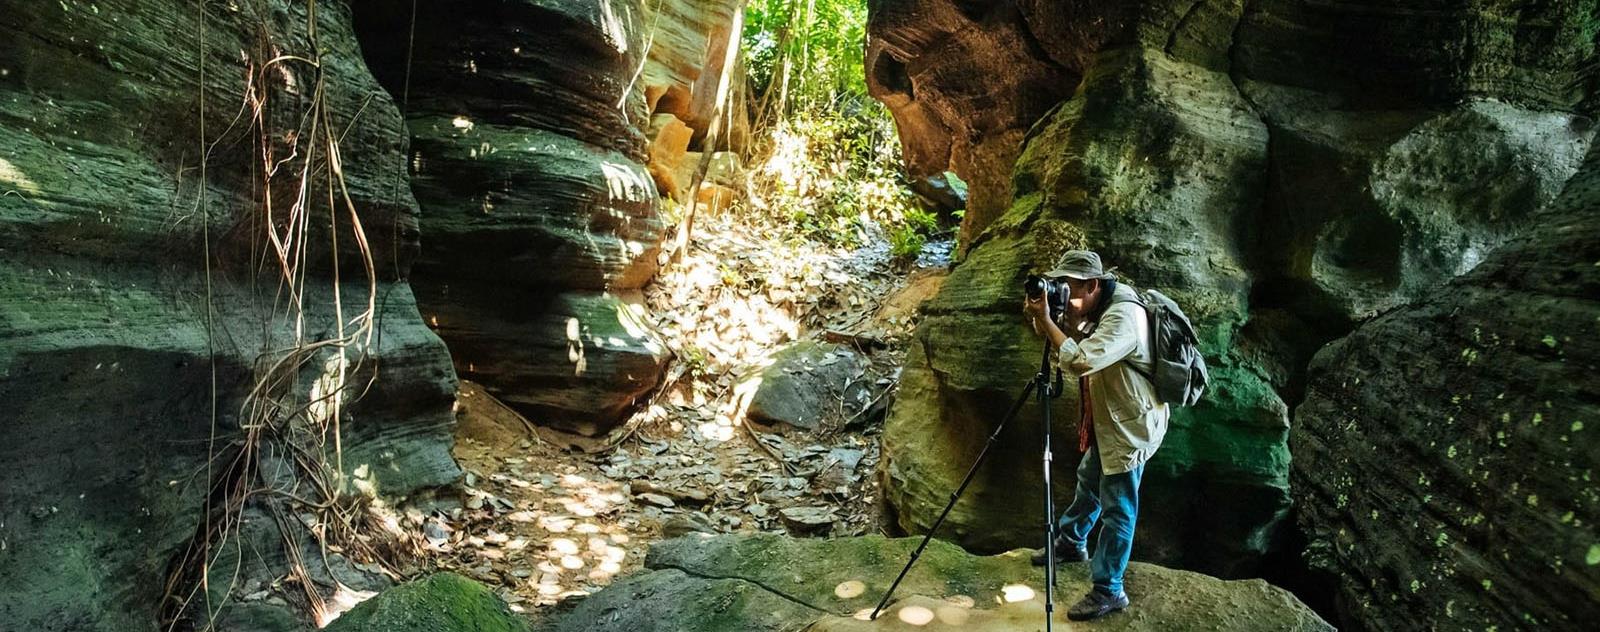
[418,211,953,622]
[329,534,1333,632]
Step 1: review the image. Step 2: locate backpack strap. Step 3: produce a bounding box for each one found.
[1104,289,1159,384]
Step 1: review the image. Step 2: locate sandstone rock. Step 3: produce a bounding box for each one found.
[422,288,667,438]
[881,38,1281,574]
[323,573,531,632]
[355,0,671,437]
[866,1,1077,250]
[668,150,744,203]
[1,1,459,630]
[747,341,868,433]
[647,114,696,198]
[695,183,740,216]
[640,0,744,137]
[1291,133,1600,631]
[536,534,1332,631]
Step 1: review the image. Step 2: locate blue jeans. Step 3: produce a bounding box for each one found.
[1056,443,1144,595]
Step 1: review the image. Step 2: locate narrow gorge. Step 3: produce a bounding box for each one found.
[1,1,1594,631]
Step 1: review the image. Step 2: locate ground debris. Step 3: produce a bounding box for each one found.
[429,212,950,622]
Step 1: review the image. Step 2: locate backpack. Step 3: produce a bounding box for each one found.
[1112,288,1208,407]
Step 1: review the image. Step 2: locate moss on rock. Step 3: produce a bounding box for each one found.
[325,573,531,632]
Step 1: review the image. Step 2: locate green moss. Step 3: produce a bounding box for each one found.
[323,573,530,632]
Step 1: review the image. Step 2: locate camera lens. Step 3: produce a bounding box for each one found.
[1025,275,1048,298]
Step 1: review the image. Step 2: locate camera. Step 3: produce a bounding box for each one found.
[1025,274,1068,321]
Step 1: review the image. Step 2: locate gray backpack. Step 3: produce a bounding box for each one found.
[1113,289,1208,407]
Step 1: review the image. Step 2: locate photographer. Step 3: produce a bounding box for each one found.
[1021,249,1171,621]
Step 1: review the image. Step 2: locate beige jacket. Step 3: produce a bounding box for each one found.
[1054,283,1170,475]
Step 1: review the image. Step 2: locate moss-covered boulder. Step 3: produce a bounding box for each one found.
[1290,134,1600,630]
[537,534,1332,631]
[325,573,531,632]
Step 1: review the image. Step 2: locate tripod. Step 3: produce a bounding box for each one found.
[870,340,1066,629]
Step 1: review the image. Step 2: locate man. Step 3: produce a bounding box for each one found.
[1021,249,1170,621]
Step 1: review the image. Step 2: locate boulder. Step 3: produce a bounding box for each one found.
[536,533,1333,631]
[747,341,869,433]
[324,573,531,632]
[1290,134,1600,630]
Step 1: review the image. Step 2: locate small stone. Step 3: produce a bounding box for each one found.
[779,506,837,533]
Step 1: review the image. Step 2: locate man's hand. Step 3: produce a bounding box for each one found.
[1024,296,1068,350]
[1023,295,1051,333]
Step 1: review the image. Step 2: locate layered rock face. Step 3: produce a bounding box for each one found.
[1293,138,1600,629]
[871,0,1596,586]
[640,0,744,139]
[354,0,674,438]
[866,1,1077,249]
[0,1,458,629]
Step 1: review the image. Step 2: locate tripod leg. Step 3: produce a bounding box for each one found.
[868,377,1039,621]
[1041,362,1057,631]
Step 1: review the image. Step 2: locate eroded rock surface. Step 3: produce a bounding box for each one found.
[354,0,670,437]
[536,533,1333,631]
[1292,134,1600,630]
[1,1,458,629]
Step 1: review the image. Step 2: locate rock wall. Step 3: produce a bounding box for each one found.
[640,0,744,140]
[1292,134,1600,629]
[871,0,1596,588]
[866,0,1077,250]
[354,0,672,438]
[0,1,459,629]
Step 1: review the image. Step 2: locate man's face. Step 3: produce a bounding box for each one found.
[1065,278,1097,318]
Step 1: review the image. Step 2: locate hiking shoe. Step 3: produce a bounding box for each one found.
[1029,536,1089,566]
[1067,589,1129,621]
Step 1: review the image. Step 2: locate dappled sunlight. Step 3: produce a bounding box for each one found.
[897,605,935,625]
[0,157,40,196]
[600,160,652,204]
[307,352,349,429]
[565,317,587,376]
[1000,584,1036,604]
[936,604,973,625]
[313,584,379,628]
[597,0,630,54]
[835,579,867,598]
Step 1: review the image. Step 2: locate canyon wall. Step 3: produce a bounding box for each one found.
[869,4,1597,616]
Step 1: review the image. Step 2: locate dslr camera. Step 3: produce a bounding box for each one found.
[1025,274,1069,322]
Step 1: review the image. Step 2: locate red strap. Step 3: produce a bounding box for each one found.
[1077,375,1094,453]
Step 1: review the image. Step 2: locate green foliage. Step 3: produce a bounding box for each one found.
[740,1,937,249]
[743,0,869,110]
[890,207,939,259]
[751,108,923,245]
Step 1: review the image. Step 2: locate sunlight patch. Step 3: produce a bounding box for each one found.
[0,158,40,196]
